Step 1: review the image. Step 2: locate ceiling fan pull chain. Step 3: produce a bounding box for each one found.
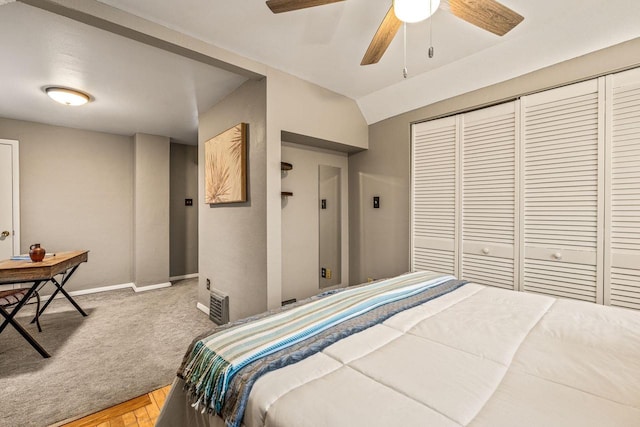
[403,22,408,78]
[428,0,435,58]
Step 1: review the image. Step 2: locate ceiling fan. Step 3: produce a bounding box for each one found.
[265,0,524,66]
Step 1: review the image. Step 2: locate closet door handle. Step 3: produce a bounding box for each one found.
[482,248,490,255]
[552,252,562,260]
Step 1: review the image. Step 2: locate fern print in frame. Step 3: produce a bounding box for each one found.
[205,123,248,204]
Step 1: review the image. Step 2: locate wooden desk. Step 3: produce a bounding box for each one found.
[0,250,88,284]
[0,250,89,357]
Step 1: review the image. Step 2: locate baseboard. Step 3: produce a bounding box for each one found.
[39,281,173,300]
[196,302,209,316]
[132,282,172,293]
[169,273,198,281]
[40,282,135,301]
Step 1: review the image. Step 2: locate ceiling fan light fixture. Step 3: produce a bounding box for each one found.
[45,86,91,106]
[394,0,440,23]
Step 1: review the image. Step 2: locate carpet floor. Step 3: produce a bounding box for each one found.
[0,279,214,427]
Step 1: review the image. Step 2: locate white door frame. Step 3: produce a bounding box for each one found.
[1,139,20,256]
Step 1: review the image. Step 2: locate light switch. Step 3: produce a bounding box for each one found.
[373,196,380,209]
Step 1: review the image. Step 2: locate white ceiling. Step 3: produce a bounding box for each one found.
[0,2,247,144]
[93,0,640,124]
[1,0,640,141]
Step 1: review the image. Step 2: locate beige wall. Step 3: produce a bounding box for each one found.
[198,78,268,321]
[318,165,342,288]
[267,69,368,150]
[196,69,365,319]
[14,1,369,310]
[133,133,170,288]
[170,142,198,278]
[266,68,368,309]
[281,144,348,302]
[349,118,410,286]
[0,119,186,293]
[349,37,640,285]
[0,117,134,292]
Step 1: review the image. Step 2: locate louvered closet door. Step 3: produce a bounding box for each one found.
[461,102,517,289]
[606,68,640,310]
[412,116,458,275]
[521,79,604,303]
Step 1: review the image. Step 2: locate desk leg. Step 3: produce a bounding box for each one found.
[0,281,51,358]
[0,282,40,335]
[0,306,50,358]
[53,278,87,317]
[31,264,87,323]
[32,280,59,322]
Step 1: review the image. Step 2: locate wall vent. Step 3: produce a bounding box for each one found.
[209,289,229,325]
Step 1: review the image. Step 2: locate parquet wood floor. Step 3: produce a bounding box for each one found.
[58,384,171,427]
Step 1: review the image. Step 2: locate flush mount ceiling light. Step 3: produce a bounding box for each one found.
[45,86,91,106]
[393,0,441,23]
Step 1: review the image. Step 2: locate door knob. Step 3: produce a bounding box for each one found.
[1,231,9,238]
[481,248,490,255]
[553,252,562,260]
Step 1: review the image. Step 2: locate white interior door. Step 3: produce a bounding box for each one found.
[461,102,518,290]
[0,139,19,264]
[521,79,604,303]
[605,68,640,310]
[412,116,459,275]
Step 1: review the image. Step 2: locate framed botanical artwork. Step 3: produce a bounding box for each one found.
[205,123,248,204]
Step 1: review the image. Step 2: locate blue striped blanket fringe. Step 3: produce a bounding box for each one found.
[178,272,467,427]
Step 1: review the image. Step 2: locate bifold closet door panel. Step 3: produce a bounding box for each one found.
[607,68,640,310]
[412,116,458,275]
[461,102,517,289]
[521,79,604,303]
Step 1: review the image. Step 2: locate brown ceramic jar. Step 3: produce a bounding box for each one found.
[29,243,46,262]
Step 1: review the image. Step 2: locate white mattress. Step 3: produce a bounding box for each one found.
[158,283,640,427]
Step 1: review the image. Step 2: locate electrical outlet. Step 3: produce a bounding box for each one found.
[326,268,332,279]
[206,278,211,290]
[321,267,326,278]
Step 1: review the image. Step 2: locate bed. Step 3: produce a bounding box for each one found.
[156,271,640,427]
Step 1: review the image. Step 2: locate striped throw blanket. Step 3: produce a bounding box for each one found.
[179,272,463,425]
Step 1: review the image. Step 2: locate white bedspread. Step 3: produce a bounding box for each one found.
[158,283,640,427]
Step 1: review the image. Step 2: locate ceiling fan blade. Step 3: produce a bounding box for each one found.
[448,0,523,36]
[361,6,402,66]
[266,0,345,14]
